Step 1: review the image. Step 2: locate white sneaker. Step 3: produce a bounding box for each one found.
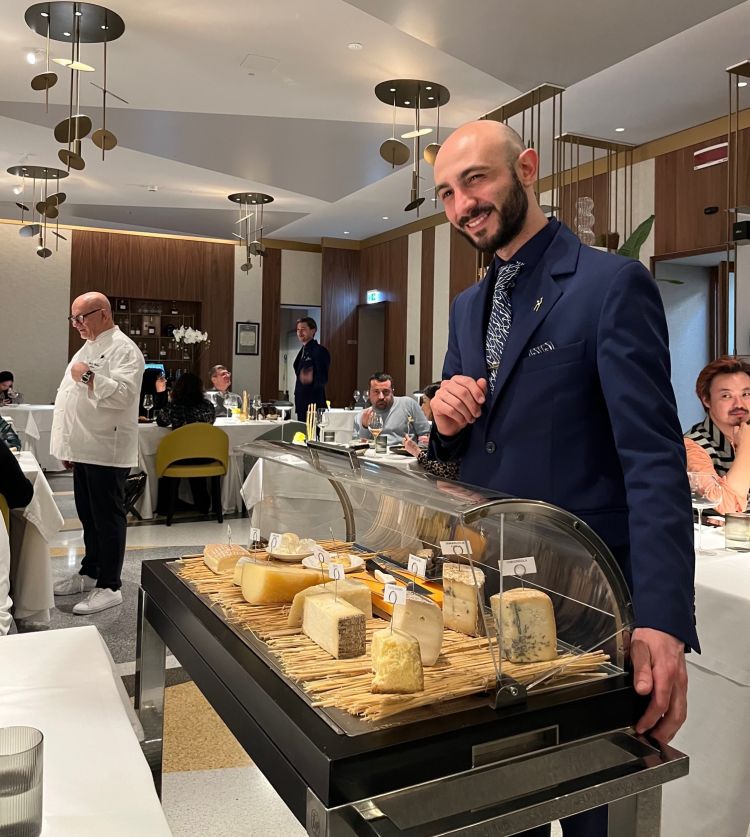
[53,573,96,596]
[72,588,123,615]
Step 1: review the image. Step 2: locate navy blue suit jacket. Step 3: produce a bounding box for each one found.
[435,223,699,650]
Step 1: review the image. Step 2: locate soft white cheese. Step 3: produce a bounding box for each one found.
[391,592,443,665]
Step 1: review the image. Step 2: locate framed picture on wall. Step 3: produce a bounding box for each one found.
[235,321,260,355]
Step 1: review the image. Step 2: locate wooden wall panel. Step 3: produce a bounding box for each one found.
[321,247,360,408]
[420,227,435,388]
[359,238,408,395]
[449,226,477,301]
[70,230,233,383]
[260,247,281,400]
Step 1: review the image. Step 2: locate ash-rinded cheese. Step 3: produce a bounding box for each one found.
[203,544,251,574]
[490,588,558,663]
[287,579,372,627]
[241,562,321,605]
[371,628,424,693]
[442,563,486,637]
[391,592,443,665]
[302,593,366,659]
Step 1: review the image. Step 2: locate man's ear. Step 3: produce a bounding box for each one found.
[516,147,538,187]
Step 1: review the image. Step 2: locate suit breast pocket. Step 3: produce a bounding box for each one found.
[520,340,585,372]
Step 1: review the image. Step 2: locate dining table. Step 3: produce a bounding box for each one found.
[2,404,62,471]
[661,524,750,837]
[135,417,297,519]
[0,625,172,835]
[9,450,64,626]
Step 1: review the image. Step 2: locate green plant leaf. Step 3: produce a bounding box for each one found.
[617,215,655,260]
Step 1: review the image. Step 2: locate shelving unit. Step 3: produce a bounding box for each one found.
[113,298,202,375]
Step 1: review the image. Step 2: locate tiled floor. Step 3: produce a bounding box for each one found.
[39,472,564,837]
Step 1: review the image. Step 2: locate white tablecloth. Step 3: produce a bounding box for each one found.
[662,526,750,837]
[136,418,290,519]
[2,404,62,471]
[0,626,172,836]
[9,451,64,623]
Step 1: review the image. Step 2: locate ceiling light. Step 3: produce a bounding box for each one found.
[343,231,350,235]
[40,11,48,16]
[26,51,37,65]
[615,127,625,132]
[382,216,389,220]
[739,81,748,88]
[62,31,70,36]
[347,42,363,50]
[12,184,23,195]
[401,127,432,139]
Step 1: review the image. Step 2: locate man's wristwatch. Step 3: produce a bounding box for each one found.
[80,370,93,384]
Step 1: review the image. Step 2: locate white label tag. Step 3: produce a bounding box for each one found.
[311,544,331,564]
[249,527,261,543]
[383,583,407,606]
[502,556,537,577]
[328,563,345,581]
[407,554,428,578]
[268,532,282,552]
[440,539,473,556]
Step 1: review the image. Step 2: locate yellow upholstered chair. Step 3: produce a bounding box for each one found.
[0,494,9,532]
[155,424,229,526]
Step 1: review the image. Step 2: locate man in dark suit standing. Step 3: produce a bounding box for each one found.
[431,120,697,837]
[293,317,330,421]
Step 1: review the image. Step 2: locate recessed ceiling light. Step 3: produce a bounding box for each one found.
[425,86,432,91]
[75,10,82,15]
[615,127,625,132]
[63,31,71,36]
[739,81,748,88]
[40,11,48,16]
[26,51,37,65]
[12,185,23,195]
[382,216,389,220]
[347,42,363,50]
[343,231,350,235]
[403,100,410,105]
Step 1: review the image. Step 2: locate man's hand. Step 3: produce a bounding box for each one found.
[431,376,487,437]
[62,460,74,470]
[360,406,374,429]
[70,362,90,383]
[299,367,313,385]
[732,420,750,451]
[631,627,688,743]
[417,434,429,445]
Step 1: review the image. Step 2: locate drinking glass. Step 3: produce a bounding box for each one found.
[225,394,240,419]
[687,471,723,555]
[142,394,154,421]
[369,413,383,451]
[352,390,361,409]
[317,409,329,441]
[0,727,43,837]
[252,395,262,420]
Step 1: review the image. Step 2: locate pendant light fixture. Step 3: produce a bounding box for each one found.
[7,164,69,258]
[375,79,450,215]
[228,192,274,272]
[25,2,126,171]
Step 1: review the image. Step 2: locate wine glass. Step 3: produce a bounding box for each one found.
[687,471,722,555]
[143,394,154,422]
[317,408,330,441]
[352,389,361,409]
[252,394,262,420]
[369,412,383,452]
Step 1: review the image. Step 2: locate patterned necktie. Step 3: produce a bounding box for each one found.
[485,261,523,393]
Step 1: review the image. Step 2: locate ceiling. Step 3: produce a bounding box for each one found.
[0,0,748,244]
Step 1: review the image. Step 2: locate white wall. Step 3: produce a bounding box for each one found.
[280,250,321,306]
[0,223,71,403]
[232,245,263,397]
[405,231,422,393]
[656,262,712,431]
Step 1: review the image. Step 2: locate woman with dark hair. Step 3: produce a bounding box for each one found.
[155,372,215,515]
[139,368,168,421]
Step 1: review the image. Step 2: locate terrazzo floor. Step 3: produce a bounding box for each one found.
[36,472,563,837]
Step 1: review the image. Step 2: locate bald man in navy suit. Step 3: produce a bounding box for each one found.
[431,120,697,837]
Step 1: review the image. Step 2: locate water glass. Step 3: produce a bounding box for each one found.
[724,513,750,551]
[0,727,43,837]
[687,471,722,555]
[142,394,154,421]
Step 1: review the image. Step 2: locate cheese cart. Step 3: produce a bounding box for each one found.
[135,441,688,835]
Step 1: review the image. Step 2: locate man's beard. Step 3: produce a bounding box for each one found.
[456,169,528,255]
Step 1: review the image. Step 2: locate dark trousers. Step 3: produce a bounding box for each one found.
[73,462,129,591]
[517,807,608,837]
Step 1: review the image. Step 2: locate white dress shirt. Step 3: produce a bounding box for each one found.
[51,326,144,468]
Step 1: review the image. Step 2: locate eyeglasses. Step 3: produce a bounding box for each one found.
[68,308,103,326]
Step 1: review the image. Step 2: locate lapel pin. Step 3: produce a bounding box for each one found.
[533,297,543,312]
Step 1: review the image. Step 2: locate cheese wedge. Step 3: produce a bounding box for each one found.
[442,563,486,637]
[287,578,372,627]
[491,588,557,663]
[371,628,424,693]
[391,592,443,665]
[241,562,321,605]
[302,593,366,659]
[203,544,251,574]
[233,557,254,586]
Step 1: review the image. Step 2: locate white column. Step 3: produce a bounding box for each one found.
[432,223,451,380]
[405,232,422,394]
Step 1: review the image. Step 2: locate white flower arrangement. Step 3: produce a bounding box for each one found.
[173,326,209,345]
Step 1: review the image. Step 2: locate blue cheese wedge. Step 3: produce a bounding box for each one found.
[371,628,424,694]
[491,588,557,663]
[442,563,486,637]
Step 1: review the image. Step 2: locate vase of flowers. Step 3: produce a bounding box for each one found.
[172,326,210,361]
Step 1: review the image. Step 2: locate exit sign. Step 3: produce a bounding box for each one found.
[366,289,384,304]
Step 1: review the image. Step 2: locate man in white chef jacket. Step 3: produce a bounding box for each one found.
[51,292,144,614]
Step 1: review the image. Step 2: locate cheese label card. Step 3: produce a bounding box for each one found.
[407,554,428,579]
[268,532,282,552]
[328,563,345,581]
[249,527,261,543]
[311,544,332,564]
[440,539,473,556]
[383,583,407,606]
[502,556,537,577]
